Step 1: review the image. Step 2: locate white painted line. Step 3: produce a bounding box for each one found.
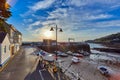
[39,69,46,80]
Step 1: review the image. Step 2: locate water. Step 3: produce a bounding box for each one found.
[88,43,120,62]
[88,43,107,48]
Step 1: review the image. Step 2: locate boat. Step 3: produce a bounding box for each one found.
[83,51,90,56]
[73,53,83,57]
[56,51,68,57]
[71,57,80,63]
[78,50,90,56]
[66,51,73,55]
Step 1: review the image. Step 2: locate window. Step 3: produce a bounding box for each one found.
[4,46,6,53]
[9,45,10,50]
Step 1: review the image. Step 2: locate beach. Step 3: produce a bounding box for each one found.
[58,55,120,80]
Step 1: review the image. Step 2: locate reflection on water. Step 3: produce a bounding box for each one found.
[90,53,120,66]
[88,43,107,48]
[88,43,120,63]
[90,54,116,61]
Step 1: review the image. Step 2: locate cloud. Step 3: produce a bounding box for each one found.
[86,14,113,20]
[21,0,120,41]
[93,20,120,28]
[20,0,55,17]
[29,0,55,11]
[69,0,120,7]
[23,19,33,23]
[110,3,120,9]
[28,21,41,30]
[47,8,68,20]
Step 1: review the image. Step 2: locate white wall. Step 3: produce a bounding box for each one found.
[0,35,10,66]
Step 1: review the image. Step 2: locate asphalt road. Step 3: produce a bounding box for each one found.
[0,46,38,80]
[25,61,54,80]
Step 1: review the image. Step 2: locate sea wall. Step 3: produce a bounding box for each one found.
[37,43,90,53]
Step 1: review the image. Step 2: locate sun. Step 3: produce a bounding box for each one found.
[44,31,52,38]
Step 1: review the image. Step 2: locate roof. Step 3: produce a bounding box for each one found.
[0,32,7,43]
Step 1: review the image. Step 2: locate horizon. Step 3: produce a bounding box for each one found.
[7,0,120,42]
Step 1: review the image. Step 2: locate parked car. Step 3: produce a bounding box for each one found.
[97,66,112,76]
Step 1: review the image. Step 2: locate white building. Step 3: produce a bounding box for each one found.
[0,32,11,66]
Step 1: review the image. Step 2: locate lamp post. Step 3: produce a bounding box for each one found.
[50,24,63,61]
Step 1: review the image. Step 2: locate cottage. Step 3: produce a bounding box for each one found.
[0,32,11,66]
[1,21,22,56]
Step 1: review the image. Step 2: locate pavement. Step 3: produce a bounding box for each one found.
[0,46,38,80]
[25,60,54,80]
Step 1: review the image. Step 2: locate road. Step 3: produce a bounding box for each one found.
[25,60,54,80]
[0,46,38,80]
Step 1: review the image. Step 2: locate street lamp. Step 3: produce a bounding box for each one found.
[50,25,63,61]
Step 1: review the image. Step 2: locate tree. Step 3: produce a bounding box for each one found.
[0,0,11,21]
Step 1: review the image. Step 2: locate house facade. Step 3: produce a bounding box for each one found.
[2,22,22,56]
[0,21,22,67]
[0,32,11,66]
[8,25,22,56]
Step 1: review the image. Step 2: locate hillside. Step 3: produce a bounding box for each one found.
[94,32,120,43]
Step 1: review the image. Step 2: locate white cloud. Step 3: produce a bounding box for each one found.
[20,0,55,17]
[28,21,41,30]
[23,19,33,23]
[110,3,120,9]
[47,8,68,20]
[22,0,120,41]
[85,14,113,20]
[93,20,120,28]
[69,0,120,7]
[69,0,87,7]
[29,0,55,11]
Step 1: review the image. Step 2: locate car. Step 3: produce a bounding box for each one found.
[97,66,112,76]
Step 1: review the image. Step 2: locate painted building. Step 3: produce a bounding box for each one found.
[0,32,10,66]
[1,21,22,56]
[8,25,22,56]
[0,20,22,67]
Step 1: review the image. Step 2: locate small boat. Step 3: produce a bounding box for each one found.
[66,51,73,55]
[78,50,90,56]
[59,53,68,57]
[71,57,80,63]
[83,51,90,56]
[56,51,68,57]
[73,53,83,57]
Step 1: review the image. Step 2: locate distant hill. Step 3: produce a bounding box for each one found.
[94,32,120,43]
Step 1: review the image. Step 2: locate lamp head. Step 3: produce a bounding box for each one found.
[50,27,54,31]
[59,28,63,32]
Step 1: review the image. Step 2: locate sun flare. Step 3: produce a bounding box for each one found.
[44,31,52,38]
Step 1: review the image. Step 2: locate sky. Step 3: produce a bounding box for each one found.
[7,0,120,42]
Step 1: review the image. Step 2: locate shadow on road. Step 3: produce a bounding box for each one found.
[24,60,54,80]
